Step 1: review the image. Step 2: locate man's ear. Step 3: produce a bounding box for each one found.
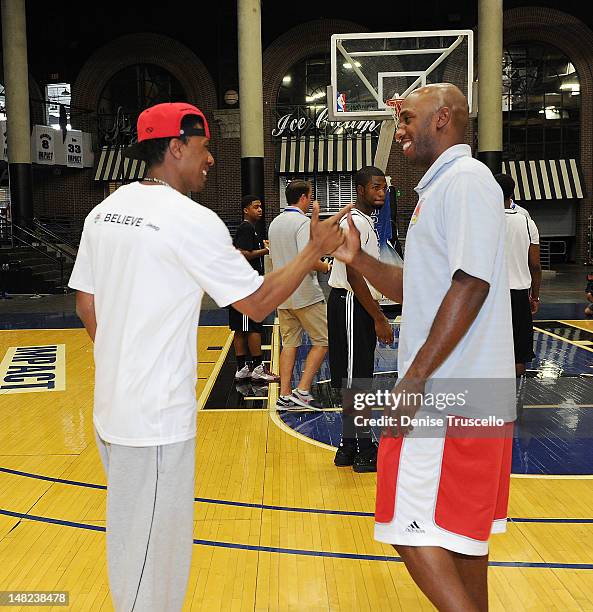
[435,106,452,130]
[355,184,364,198]
[168,138,184,160]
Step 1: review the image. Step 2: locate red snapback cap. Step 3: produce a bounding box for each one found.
[124,102,210,160]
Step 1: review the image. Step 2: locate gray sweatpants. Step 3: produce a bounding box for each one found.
[95,430,196,612]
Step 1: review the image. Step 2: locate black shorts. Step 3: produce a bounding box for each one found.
[327,288,376,389]
[228,305,263,333]
[510,289,535,364]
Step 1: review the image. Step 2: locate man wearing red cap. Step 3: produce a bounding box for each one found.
[69,102,350,611]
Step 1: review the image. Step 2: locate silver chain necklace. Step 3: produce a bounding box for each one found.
[143,177,172,189]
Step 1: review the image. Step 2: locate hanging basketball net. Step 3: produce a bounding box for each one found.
[385,97,405,130]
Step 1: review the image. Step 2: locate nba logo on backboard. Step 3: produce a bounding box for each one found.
[336,93,347,112]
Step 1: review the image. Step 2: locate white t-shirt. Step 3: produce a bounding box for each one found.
[505,210,539,290]
[69,182,263,446]
[400,144,515,419]
[329,209,382,300]
[510,200,540,242]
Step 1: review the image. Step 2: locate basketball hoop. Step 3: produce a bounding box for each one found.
[386,97,405,129]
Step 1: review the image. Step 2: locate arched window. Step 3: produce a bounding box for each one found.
[277,54,331,110]
[503,43,580,160]
[97,64,186,146]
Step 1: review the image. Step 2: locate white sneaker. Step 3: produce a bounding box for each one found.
[234,364,251,380]
[250,364,281,383]
[289,388,323,410]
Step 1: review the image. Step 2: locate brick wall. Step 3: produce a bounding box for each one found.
[211,110,242,227]
[33,166,105,220]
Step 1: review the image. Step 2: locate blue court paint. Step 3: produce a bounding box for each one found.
[0,508,106,532]
[1,507,593,570]
[536,303,591,320]
[0,312,84,330]
[512,407,593,475]
[290,327,593,395]
[532,331,593,376]
[279,408,593,476]
[0,466,107,490]
[0,309,276,330]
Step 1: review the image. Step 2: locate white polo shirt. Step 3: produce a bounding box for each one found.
[69,182,263,446]
[329,209,382,300]
[399,145,515,418]
[505,209,539,290]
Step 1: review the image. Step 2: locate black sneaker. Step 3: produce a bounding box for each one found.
[334,443,357,467]
[276,395,299,410]
[353,444,378,473]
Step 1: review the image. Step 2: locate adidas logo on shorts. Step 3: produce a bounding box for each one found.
[405,521,426,534]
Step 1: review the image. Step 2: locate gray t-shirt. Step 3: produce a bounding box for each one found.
[268,207,325,310]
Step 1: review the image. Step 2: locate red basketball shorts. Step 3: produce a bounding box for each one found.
[374,420,513,556]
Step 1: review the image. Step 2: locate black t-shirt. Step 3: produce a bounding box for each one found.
[234,221,264,275]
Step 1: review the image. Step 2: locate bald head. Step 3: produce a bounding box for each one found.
[408,83,469,136]
[396,83,470,168]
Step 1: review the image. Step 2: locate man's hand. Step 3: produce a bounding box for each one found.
[263,239,270,250]
[530,296,540,315]
[383,378,425,438]
[375,314,394,345]
[309,202,352,255]
[331,212,361,264]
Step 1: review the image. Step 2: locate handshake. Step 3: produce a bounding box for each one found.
[320,256,333,274]
[309,203,361,265]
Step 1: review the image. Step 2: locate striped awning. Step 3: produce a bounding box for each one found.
[502,159,584,201]
[94,146,147,181]
[276,134,377,174]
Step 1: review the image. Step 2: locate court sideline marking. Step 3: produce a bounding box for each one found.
[2,466,592,521]
[197,328,234,409]
[1,507,592,570]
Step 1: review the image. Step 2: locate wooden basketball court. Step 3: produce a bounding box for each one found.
[1,316,593,610]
